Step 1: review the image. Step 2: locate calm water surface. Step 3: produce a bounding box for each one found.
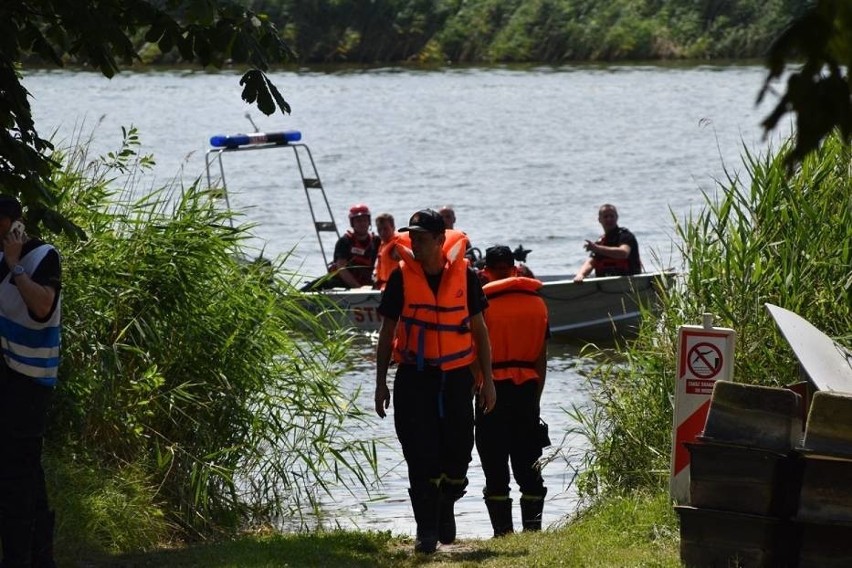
[25,65,790,538]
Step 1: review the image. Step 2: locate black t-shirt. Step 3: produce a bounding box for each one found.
[595,226,641,275]
[333,232,381,265]
[378,265,488,321]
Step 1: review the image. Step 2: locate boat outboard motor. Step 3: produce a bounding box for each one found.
[513,245,532,263]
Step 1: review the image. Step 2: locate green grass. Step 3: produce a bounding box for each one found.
[63,492,680,567]
[40,127,378,549]
[570,132,852,498]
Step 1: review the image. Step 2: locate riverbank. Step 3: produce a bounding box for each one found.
[62,492,679,567]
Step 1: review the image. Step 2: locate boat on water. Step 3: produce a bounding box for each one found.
[205,130,675,341]
[311,270,675,340]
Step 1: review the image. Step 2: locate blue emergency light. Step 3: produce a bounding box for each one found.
[210,130,302,148]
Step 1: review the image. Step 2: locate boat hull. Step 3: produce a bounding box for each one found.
[308,271,675,341]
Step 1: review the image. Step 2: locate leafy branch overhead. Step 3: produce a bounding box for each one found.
[240,69,291,116]
[0,0,293,236]
[760,0,852,167]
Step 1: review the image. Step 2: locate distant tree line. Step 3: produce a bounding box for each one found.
[234,0,810,64]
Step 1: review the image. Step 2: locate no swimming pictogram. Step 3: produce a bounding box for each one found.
[687,342,723,379]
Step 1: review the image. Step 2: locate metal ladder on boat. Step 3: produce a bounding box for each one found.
[204,132,340,269]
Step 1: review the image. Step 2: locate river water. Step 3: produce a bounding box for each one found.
[24,64,790,538]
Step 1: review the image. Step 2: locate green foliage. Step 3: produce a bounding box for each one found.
[1,0,293,238]
[241,0,807,64]
[248,0,454,62]
[761,0,852,167]
[573,132,852,496]
[47,128,377,541]
[45,452,170,557]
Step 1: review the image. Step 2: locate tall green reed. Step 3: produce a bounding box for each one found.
[571,132,852,498]
[47,127,377,543]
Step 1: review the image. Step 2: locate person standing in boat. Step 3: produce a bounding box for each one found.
[374,208,497,554]
[328,203,381,288]
[438,205,457,230]
[438,205,483,266]
[372,212,400,290]
[573,203,642,282]
[0,195,61,567]
[476,245,550,537]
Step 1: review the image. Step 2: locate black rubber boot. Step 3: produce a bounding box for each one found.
[484,497,514,537]
[438,480,467,545]
[520,494,545,532]
[31,509,56,568]
[409,487,439,554]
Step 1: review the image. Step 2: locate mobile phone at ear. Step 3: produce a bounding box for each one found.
[10,221,24,238]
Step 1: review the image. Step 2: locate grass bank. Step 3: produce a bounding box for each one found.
[62,492,679,567]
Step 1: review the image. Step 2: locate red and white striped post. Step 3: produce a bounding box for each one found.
[670,313,736,503]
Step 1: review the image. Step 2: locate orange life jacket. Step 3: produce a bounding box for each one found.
[379,230,466,289]
[373,233,403,290]
[392,232,474,371]
[482,276,548,385]
[374,233,405,289]
[478,264,532,286]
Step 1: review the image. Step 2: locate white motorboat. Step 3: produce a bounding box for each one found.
[311,270,675,341]
[205,131,675,341]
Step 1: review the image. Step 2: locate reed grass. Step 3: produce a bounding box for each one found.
[571,132,852,496]
[43,127,378,550]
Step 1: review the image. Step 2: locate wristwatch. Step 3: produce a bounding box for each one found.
[11,264,26,278]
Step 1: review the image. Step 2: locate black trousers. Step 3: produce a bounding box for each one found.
[0,369,53,566]
[393,364,474,493]
[475,379,545,498]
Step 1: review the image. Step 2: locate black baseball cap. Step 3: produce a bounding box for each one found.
[399,209,446,233]
[485,245,515,267]
[0,195,22,219]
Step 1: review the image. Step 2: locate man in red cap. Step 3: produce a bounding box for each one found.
[327,203,381,288]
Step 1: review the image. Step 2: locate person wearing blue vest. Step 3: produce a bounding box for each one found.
[374,208,497,554]
[0,195,61,568]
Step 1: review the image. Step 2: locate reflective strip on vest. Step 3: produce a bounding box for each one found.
[0,244,61,386]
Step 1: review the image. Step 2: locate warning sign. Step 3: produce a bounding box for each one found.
[670,321,736,504]
[688,342,723,379]
[678,329,734,382]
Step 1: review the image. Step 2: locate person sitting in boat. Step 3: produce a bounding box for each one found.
[327,203,381,288]
[438,205,457,230]
[439,204,482,265]
[477,245,535,285]
[373,212,401,290]
[573,204,642,283]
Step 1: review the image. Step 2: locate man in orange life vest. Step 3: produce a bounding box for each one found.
[438,205,456,230]
[372,212,399,290]
[374,208,497,554]
[573,203,642,283]
[476,245,550,537]
[328,203,381,288]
